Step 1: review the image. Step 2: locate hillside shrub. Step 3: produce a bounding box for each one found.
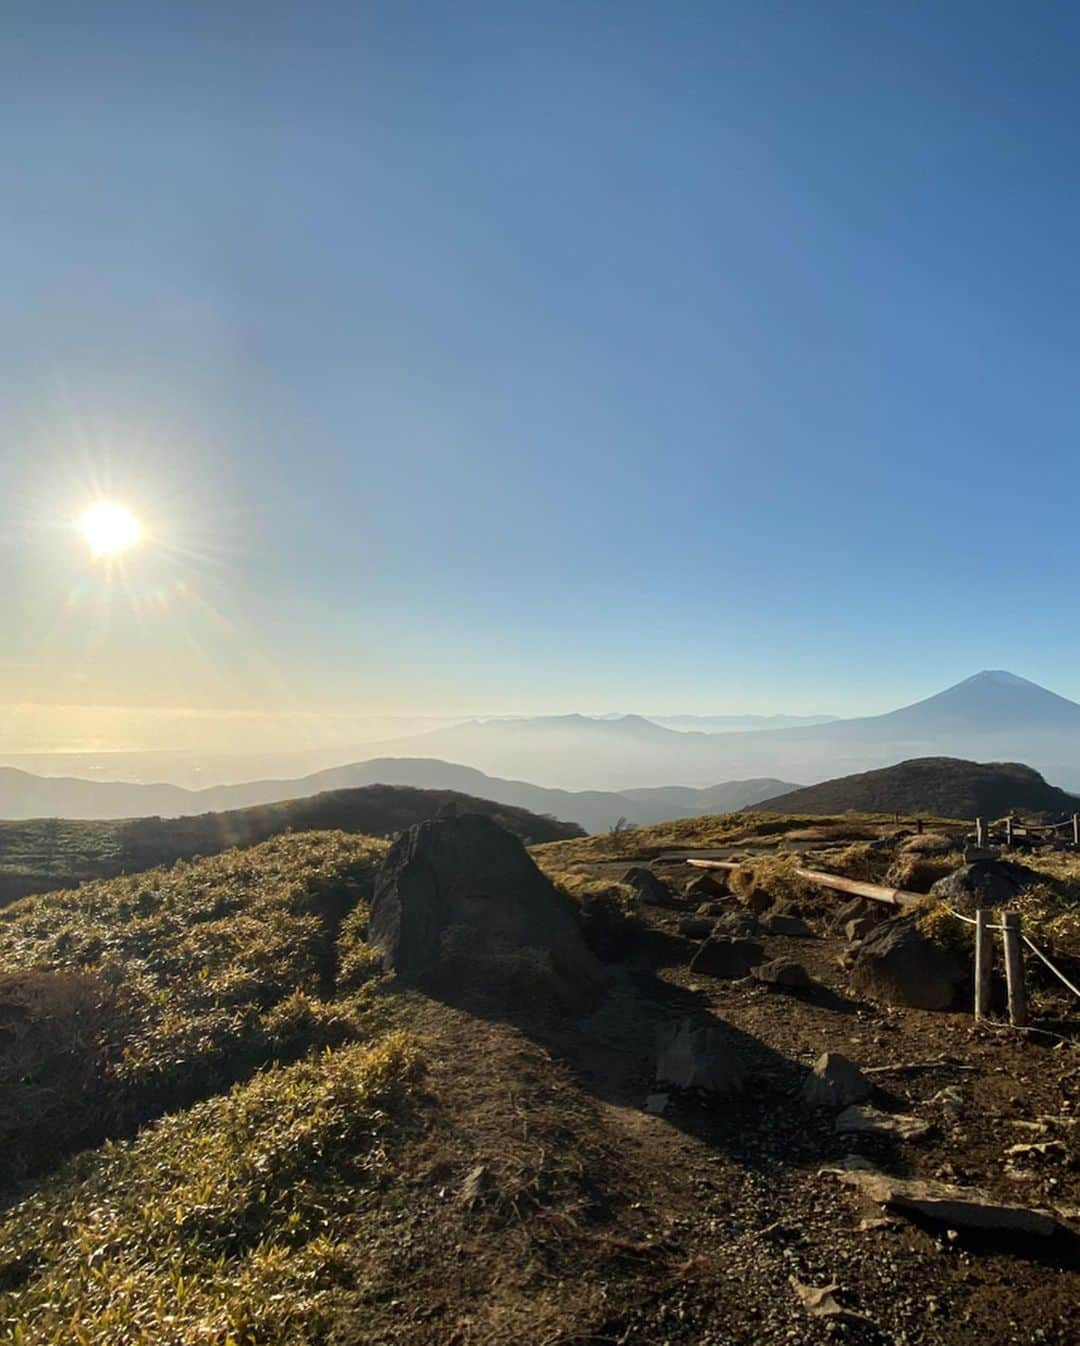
[0,1031,422,1345]
[0,833,389,1171]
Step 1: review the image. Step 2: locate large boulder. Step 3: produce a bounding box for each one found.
[689,936,764,979]
[929,859,1040,911]
[369,814,605,1009]
[850,917,965,1011]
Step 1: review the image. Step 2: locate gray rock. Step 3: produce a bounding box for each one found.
[696,899,728,917]
[678,915,714,940]
[622,866,676,908]
[835,1105,932,1140]
[930,859,1041,911]
[689,935,765,979]
[830,897,880,935]
[655,1019,745,1096]
[715,909,761,937]
[832,1170,1065,1237]
[686,872,727,900]
[760,913,814,937]
[370,814,605,1009]
[850,916,965,1011]
[801,1052,872,1108]
[845,915,880,942]
[753,957,812,989]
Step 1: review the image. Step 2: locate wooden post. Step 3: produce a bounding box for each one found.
[1073,813,1079,847]
[1005,816,1013,849]
[1002,911,1027,1028]
[916,817,924,835]
[974,907,993,1021]
[976,817,985,849]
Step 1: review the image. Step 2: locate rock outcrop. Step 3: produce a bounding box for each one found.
[369,814,605,1010]
[929,858,1040,911]
[850,917,965,1010]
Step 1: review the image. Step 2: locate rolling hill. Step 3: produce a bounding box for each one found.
[0,758,798,832]
[0,783,583,906]
[756,756,1080,820]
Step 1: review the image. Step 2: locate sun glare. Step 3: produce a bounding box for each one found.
[80,502,142,558]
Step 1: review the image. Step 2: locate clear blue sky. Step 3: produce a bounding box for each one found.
[3,2,1080,748]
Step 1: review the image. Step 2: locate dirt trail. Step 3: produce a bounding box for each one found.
[359,848,1078,1345]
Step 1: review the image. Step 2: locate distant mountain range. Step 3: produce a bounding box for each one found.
[345,671,1080,791]
[648,713,836,732]
[4,670,1080,828]
[758,756,1080,821]
[0,757,797,832]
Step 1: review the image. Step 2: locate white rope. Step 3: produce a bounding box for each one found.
[944,907,1080,999]
[943,905,1005,931]
[1021,934,1080,1001]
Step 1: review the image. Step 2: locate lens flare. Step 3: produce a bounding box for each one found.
[80,502,142,557]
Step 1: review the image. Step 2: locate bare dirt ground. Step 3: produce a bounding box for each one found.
[350,839,1079,1346]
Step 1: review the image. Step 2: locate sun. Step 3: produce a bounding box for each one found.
[80,502,143,558]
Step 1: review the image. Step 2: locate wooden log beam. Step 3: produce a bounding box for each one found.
[685,858,921,910]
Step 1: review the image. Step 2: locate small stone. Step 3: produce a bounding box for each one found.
[678,915,714,940]
[753,957,812,990]
[760,913,814,937]
[689,936,765,980]
[801,1052,872,1108]
[655,1019,746,1096]
[458,1164,494,1209]
[835,1105,932,1141]
[622,866,676,908]
[832,1170,1065,1237]
[845,915,880,942]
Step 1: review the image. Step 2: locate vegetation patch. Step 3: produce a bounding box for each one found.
[0,1031,422,1346]
[0,832,389,1178]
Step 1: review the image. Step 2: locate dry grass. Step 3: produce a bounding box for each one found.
[885,851,964,893]
[725,855,818,908]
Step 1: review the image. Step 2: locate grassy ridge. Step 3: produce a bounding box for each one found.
[0,783,584,908]
[0,1031,422,1345]
[0,832,390,1180]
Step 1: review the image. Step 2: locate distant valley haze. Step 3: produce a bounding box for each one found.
[6,671,1080,830]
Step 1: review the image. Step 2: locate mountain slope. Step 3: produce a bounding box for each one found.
[0,758,798,832]
[351,671,1080,789]
[0,783,583,905]
[756,757,1079,820]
